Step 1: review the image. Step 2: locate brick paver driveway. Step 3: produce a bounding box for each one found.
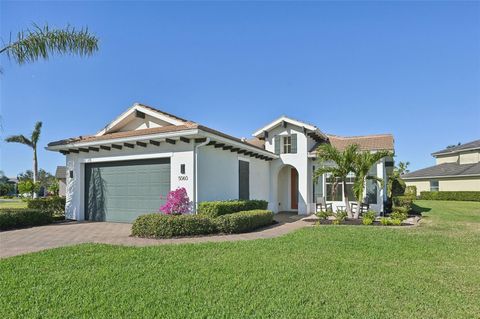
[0,213,308,258]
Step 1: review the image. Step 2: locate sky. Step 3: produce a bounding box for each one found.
[1,1,479,177]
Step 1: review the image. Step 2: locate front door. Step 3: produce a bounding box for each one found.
[291,168,298,210]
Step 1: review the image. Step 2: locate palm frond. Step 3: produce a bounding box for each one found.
[0,23,99,64]
[31,121,42,145]
[4,134,33,147]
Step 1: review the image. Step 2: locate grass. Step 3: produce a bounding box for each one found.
[1,200,479,318]
[0,198,27,209]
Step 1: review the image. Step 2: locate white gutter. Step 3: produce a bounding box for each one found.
[193,138,210,213]
[402,174,480,180]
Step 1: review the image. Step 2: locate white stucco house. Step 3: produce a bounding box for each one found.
[47,103,394,222]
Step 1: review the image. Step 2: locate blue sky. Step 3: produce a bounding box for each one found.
[1,1,479,177]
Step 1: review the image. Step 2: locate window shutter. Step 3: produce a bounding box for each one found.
[274,135,280,154]
[239,160,250,200]
[291,134,297,153]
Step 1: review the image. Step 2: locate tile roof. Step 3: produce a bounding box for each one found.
[432,139,480,156]
[309,134,394,152]
[402,162,480,179]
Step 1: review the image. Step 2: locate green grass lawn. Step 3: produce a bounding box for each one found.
[1,200,479,318]
[0,198,27,209]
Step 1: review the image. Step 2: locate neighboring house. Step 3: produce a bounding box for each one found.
[55,166,67,197]
[47,103,394,222]
[403,139,480,192]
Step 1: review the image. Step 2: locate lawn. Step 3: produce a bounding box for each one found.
[1,200,479,318]
[0,198,27,209]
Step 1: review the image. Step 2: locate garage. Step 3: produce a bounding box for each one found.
[85,158,171,222]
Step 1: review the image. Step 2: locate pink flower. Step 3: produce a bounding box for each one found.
[159,187,192,215]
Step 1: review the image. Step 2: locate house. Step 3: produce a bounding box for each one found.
[46,103,394,222]
[55,166,67,197]
[403,139,480,192]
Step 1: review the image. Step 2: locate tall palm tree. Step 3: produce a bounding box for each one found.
[0,23,98,67]
[314,143,358,218]
[5,121,42,192]
[351,150,393,219]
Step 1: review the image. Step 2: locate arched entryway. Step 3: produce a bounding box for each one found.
[277,165,299,212]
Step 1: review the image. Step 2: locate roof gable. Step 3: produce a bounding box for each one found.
[96,103,191,136]
[253,116,326,138]
[432,139,480,157]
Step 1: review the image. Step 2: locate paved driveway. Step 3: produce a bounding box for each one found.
[0,213,308,259]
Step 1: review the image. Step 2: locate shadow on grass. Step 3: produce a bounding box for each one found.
[411,203,431,216]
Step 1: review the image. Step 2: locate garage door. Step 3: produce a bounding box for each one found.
[85,158,171,222]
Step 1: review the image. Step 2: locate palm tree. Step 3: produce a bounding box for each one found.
[0,23,98,67]
[314,144,358,218]
[351,150,393,219]
[5,122,42,196]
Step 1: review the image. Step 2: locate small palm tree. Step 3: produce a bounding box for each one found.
[351,150,392,219]
[314,144,358,218]
[5,122,42,194]
[0,23,98,66]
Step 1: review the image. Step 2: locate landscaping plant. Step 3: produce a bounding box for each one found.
[160,187,192,215]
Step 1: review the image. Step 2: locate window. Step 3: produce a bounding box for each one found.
[313,166,324,201]
[239,160,250,200]
[430,180,439,192]
[325,173,355,201]
[283,136,292,154]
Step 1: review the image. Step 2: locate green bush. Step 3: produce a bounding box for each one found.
[27,196,65,215]
[131,214,217,238]
[363,210,377,220]
[391,218,402,226]
[379,217,391,226]
[419,191,480,202]
[197,200,268,218]
[0,208,53,230]
[335,209,348,221]
[362,217,374,225]
[405,186,417,197]
[392,195,414,209]
[390,207,408,221]
[214,210,274,234]
[316,209,333,220]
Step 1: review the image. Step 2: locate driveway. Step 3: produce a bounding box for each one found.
[0,213,309,258]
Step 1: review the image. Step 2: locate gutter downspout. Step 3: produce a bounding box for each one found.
[193,138,210,214]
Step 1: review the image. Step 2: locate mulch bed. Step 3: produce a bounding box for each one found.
[314,219,414,226]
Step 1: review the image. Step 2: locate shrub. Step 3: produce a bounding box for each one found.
[390,207,408,221]
[363,210,377,220]
[0,208,53,230]
[316,209,333,220]
[419,191,480,202]
[131,214,217,238]
[391,218,402,226]
[362,217,374,225]
[392,195,414,209]
[379,217,391,226]
[405,186,417,197]
[160,187,192,215]
[335,209,348,221]
[214,210,274,234]
[27,196,65,215]
[332,219,341,225]
[198,200,268,218]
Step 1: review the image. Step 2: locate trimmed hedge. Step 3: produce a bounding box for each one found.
[0,208,53,230]
[419,191,480,202]
[392,195,414,209]
[197,200,268,218]
[27,196,66,215]
[131,214,217,238]
[214,210,274,234]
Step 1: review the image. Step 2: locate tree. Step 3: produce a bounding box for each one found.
[314,144,358,218]
[351,150,392,219]
[397,161,410,175]
[48,180,60,196]
[0,23,98,67]
[5,122,42,196]
[17,179,40,198]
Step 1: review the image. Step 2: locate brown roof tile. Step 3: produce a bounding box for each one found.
[327,134,394,151]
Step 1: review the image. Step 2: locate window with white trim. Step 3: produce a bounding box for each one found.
[430,180,439,192]
[283,136,292,154]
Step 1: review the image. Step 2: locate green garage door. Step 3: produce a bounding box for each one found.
[85,158,171,222]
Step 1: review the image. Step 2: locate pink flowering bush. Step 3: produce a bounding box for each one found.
[160,187,192,215]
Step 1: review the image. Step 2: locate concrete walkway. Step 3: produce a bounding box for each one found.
[0,213,310,259]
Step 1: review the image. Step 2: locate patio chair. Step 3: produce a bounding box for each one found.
[350,202,370,216]
[316,196,333,213]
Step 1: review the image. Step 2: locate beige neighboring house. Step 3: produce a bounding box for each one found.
[55,166,67,197]
[403,139,480,192]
